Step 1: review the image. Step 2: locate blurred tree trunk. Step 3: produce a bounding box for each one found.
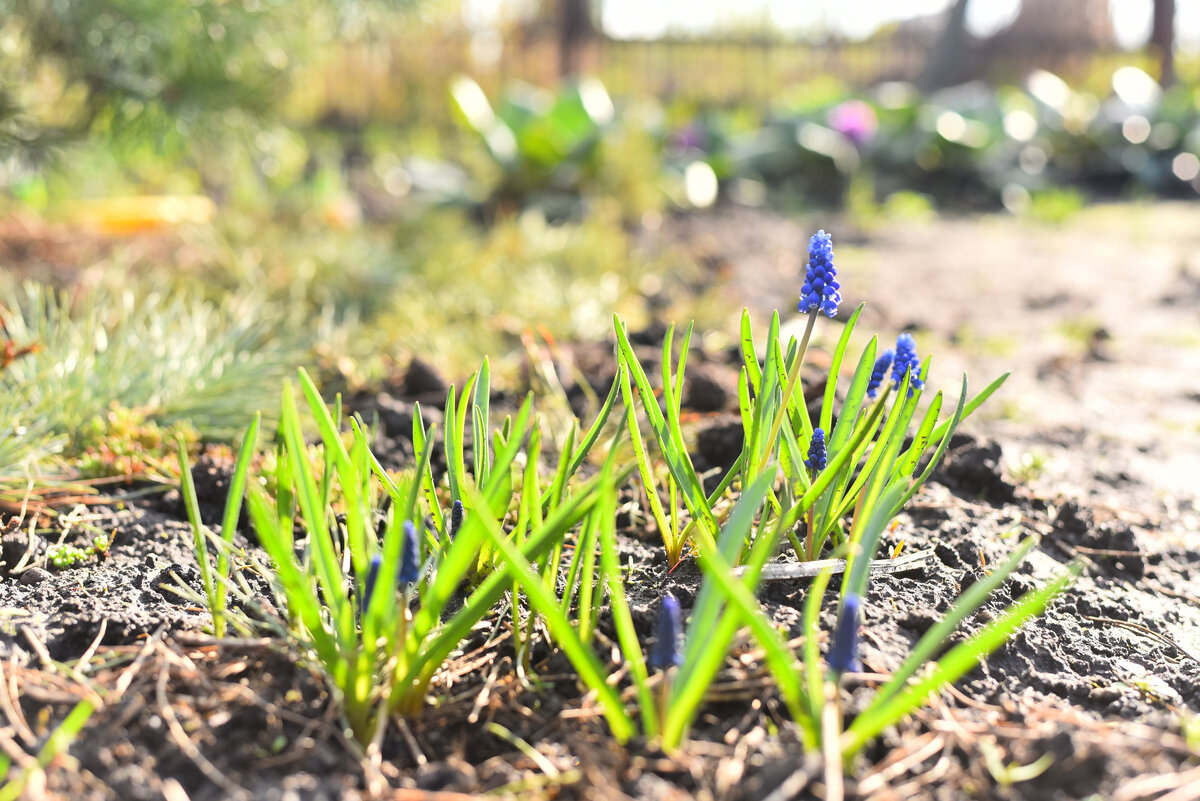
[559,0,593,78]
[919,0,1119,91]
[917,0,972,91]
[1151,0,1176,86]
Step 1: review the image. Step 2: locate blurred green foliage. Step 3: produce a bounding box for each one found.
[0,0,409,171]
[1023,187,1086,224]
[409,68,1200,217]
[449,76,616,217]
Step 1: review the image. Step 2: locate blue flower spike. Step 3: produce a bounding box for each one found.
[828,593,862,676]
[798,230,841,318]
[360,553,383,614]
[891,333,925,397]
[648,593,684,670]
[804,428,827,472]
[399,520,421,586]
[449,499,465,538]
[866,349,895,399]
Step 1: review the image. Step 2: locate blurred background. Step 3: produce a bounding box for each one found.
[3,0,1197,230]
[4,0,1197,215]
[1,0,1198,507]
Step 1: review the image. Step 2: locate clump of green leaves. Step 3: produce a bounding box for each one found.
[606,227,1074,762]
[234,366,623,744]
[613,300,1007,567]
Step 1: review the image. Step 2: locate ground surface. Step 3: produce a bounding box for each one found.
[3,203,1200,800]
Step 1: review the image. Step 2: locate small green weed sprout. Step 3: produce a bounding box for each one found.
[46,533,111,570]
[1024,186,1085,224]
[1010,449,1049,483]
[177,412,260,639]
[78,405,198,482]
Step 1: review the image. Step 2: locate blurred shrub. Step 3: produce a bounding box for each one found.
[1,0,280,163]
[0,0,410,181]
[447,76,659,221]
[1022,187,1086,224]
[663,68,1200,210]
[419,68,1200,217]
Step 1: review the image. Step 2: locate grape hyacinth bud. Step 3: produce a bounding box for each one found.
[827,593,862,675]
[449,500,464,538]
[804,428,827,472]
[866,349,895,399]
[798,230,841,318]
[648,593,684,670]
[399,520,421,585]
[891,333,925,397]
[360,553,383,614]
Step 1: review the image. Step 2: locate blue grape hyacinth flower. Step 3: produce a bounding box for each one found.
[399,520,421,585]
[798,230,841,318]
[804,428,827,472]
[648,593,684,670]
[827,593,862,675]
[891,333,925,397]
[360,553,383,614]
[866,349,895,399]
[449,499,465,537]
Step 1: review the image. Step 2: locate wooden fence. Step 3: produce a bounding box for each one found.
[288,29,1146,127]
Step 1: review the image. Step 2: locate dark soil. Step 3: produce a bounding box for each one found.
[4,204,1200,800]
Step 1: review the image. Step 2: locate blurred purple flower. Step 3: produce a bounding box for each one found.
[828,100,878,146]
[672,122,707,153]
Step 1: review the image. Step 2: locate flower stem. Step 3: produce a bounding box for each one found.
[759,312,818,477]
[821,681,845,801]
[805,504,816,561]
[658,669,673,748]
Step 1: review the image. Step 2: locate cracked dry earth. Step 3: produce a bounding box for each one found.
[2,203,1200,800]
